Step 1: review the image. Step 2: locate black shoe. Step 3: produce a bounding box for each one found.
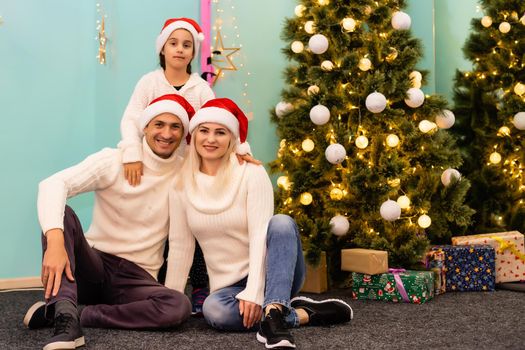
[256,308,295,349]
[43,313,85,350]
[290,296,353,326]
[23,301,53,329]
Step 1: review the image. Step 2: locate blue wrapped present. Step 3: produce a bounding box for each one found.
[431,245,496,292]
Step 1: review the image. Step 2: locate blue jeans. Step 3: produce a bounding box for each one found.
[202,214,305,331]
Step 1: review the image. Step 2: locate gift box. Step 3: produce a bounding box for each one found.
[431,245,496,292]
[452,231,525,283]
[425,250,446,295]
[341,248,388,275]
[301,251,328,293]
[351,269,434,304]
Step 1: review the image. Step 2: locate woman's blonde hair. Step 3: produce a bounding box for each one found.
[176,125,237,197]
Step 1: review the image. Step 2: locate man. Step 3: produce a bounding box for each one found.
[23,94,195,350]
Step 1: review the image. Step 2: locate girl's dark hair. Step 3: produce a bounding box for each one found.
[159,53,192,74]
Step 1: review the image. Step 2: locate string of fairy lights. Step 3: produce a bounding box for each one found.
[473,8,525,210]
[274,1,463,234]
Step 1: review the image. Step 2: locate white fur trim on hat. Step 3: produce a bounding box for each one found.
[156,21,204,55]
[140,101,190,137]
[189,106,240,139]
[236,142,251,155]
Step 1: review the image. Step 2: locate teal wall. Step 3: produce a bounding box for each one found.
[0,0,479,279]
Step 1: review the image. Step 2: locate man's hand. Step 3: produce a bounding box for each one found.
[42,229,74,300]
[239,299,262,329]
[236,154,262,166]
[124,161,144,187]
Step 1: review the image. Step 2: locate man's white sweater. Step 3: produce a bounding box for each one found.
[38,140,181,279]
[119,69,215,163]
[166,160,274,305]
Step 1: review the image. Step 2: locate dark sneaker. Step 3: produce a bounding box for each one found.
[256,308,295,349]
[191,287,209,316]
[43,313,85,350]
[23,301,53,329]
[290,296,353,326]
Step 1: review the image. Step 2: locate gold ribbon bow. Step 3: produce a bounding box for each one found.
[491,236,525,262]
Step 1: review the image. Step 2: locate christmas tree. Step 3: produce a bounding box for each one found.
[452,0,525,233]
[270,0,474,282]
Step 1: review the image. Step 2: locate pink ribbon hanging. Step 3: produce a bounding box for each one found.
[389,268,410,303]
[200,0,215,86]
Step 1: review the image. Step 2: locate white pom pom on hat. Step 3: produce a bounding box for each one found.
[156,17,205,55]
[189,98,251,155]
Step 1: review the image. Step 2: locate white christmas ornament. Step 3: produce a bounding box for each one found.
[521,15,525,25]
[325,143,347,164]
[358,58,372,71]
[418,214,431,228]
[294,4,305,17]
[499,22,511,33]
[386,134,399,147]
[441,168,461,186]
[307,85,320,95]
[397,195,410,209]
[355,135,369,149]
[435,109,455,129]
[309,34,329,54]
[304,21,316,34]
[391,11,411,30]
[321,60,334,71]
[489,152,502,164]
[291,41,304,53]
[481,16,492,27]
[302,139,315,152]
[409,71,422,83]
[330,215,350,236]
[365,92,387,113]
[275,101,294,118]
[513,112,525,130]
[514,83,525,96]
[342,17,356,32]
[309,104,330,125]
[380,200,401,221]
[419,120,437,133]
[405,88,425,108]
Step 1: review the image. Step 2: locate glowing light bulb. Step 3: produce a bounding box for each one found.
[300,192,313,205]
[355,135,369,149]
[490,152,502,164]
[418,214,431,228]
[397,195,410,209]
[386,134,399,147]
[302,139,315,152]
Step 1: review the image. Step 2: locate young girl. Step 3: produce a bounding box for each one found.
[166,98,353,349]
[119,17,214,315]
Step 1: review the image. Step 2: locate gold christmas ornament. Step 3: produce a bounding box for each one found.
[387,178,401,187]
[385,47,398,63]
[355,135,369,149]
[498,126,511,136]
[499,22,511,33]
[418,214,432,228]
[211,30,240,85]
[342,18,356,32]
[291,41,304,53]
[358,58,372,71]
[386,134,400,147]
[277,176,291,190]
[330,188,344,201]
[481,16,492,28]
[514,82,525,96]
[321,60,334,71]
[300,192,313,205]
[294,5,306,17]
[418,120,437,133]
[307,85,320,95]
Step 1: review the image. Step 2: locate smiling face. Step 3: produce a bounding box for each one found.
[143,113,184,158]
[161,28,194,71]
[194,122,233,163]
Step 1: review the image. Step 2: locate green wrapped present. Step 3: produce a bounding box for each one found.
[351,269,434,304]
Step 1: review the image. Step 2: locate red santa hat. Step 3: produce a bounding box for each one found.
[140,94,195,140]
[189,98,251,155]
[156,17,205,55]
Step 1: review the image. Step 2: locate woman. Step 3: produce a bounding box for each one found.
[166,98,352,349]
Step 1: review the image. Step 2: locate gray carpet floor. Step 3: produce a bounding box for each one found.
[1,289,524,349]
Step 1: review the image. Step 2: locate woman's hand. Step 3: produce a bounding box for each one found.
[124,161,144,186]
[42,229,74,299]
[236,154,262,166]
[239,299,262,329]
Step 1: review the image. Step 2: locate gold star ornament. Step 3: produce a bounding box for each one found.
[211,30,240,85]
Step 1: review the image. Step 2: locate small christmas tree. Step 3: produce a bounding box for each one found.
[452,0,525,233]
[270,0,474,282]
